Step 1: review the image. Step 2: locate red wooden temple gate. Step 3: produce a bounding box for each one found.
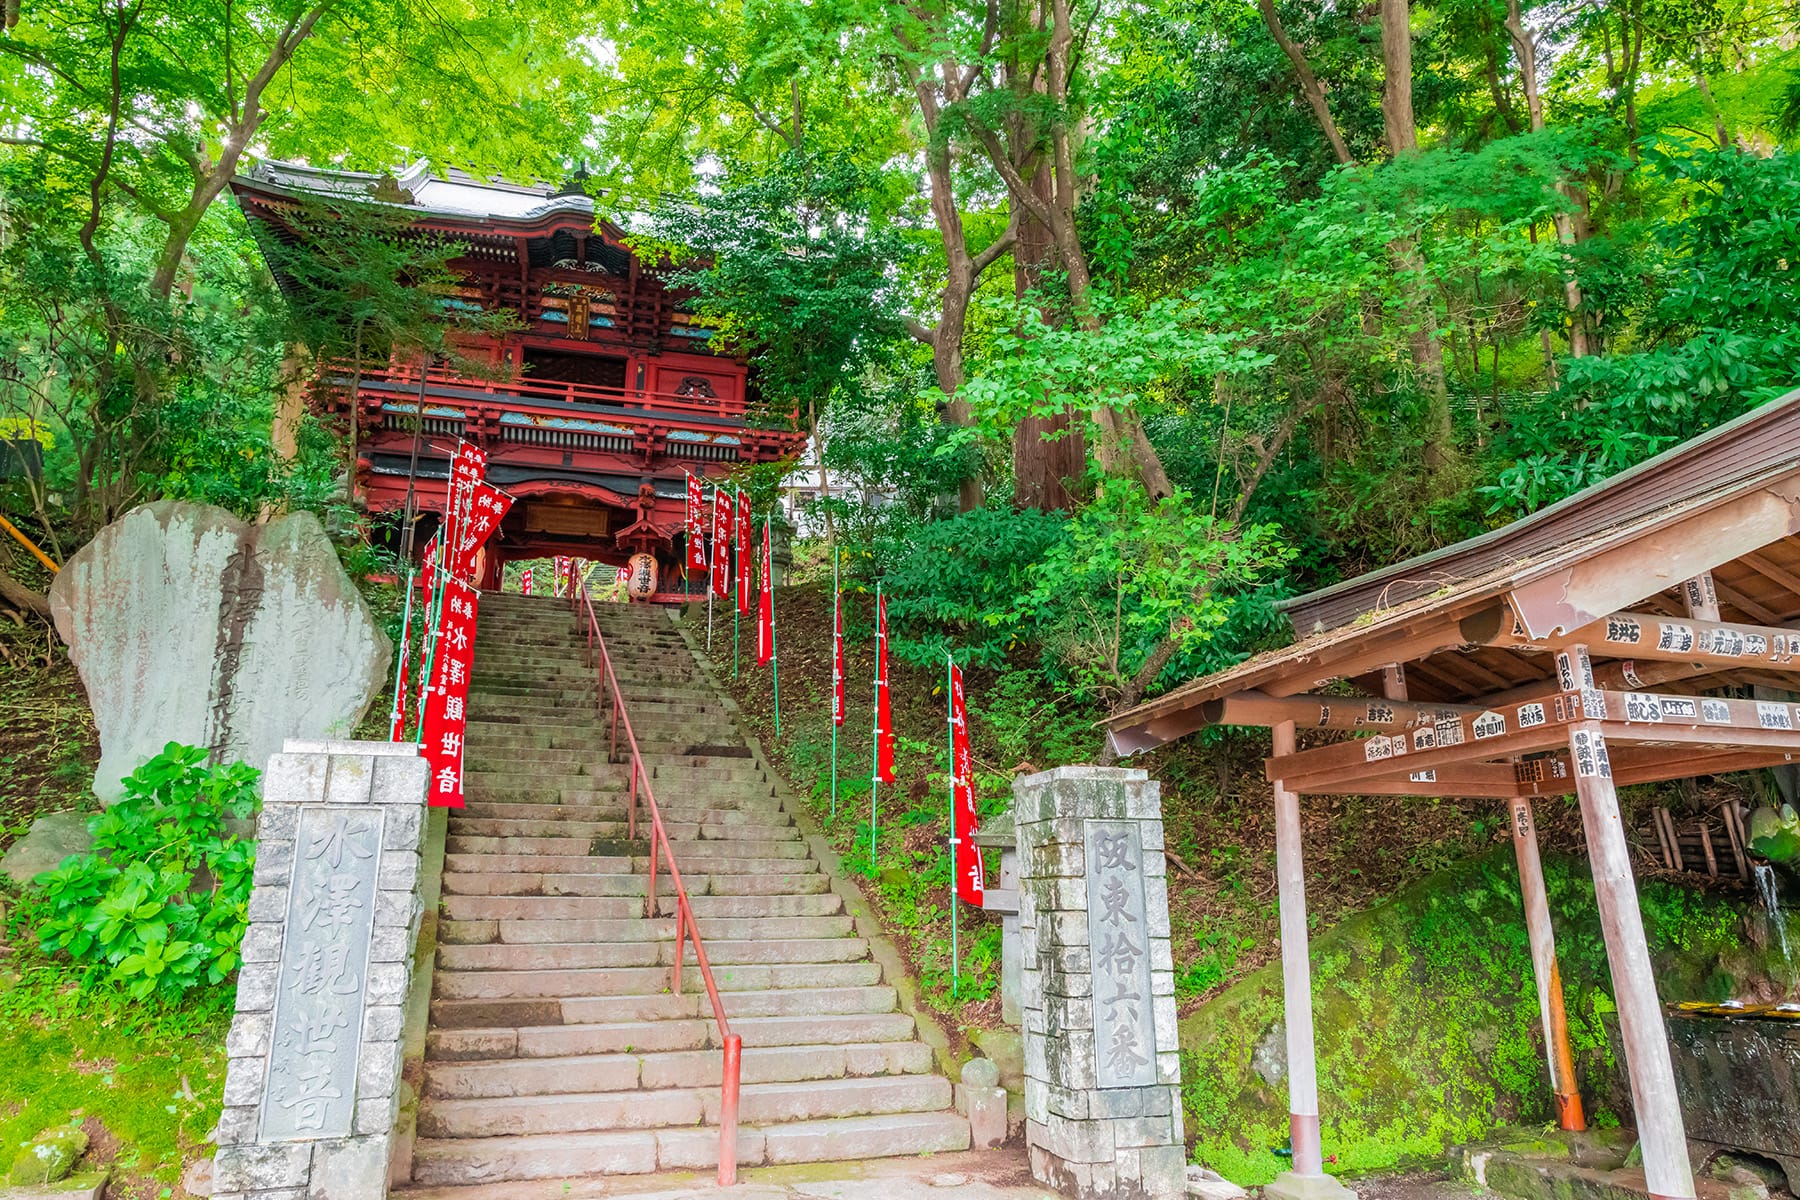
[1105,388,1800,1200]
[233,160,805,596]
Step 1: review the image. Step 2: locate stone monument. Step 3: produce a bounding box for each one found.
[1014,765,1186,1200]
[49,501,390,802]
[212,740,429,1200]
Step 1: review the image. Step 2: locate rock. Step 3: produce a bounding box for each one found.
[181,1156,216,1198]
[1187,1165,1249,1200]
[1252,1020,1287,1087]
[1748,804,1800,865]
[0,1167,109,1200]
[49,502,390,802]
[930,1174,970,1188]
[1710,1156,1774,1200]
[968,1027,1024,1095]
[7,1128,88,1186]
[960,1057,1000,1090]
[1,813,95,887]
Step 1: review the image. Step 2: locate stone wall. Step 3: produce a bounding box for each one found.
[213,740,429,1200]
[1014,765,1186,1200]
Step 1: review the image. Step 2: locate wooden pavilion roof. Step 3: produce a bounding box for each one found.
[1103,387,1800,798]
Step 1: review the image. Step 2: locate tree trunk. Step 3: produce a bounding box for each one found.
[0,566,50,619]
[1380,0,1418,154]
[1503,0,1589,357]
[1012,161,1085,511]
[1257,0,1354,164]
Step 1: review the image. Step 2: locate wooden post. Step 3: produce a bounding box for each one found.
[1267,719,1352,1200]
[1559,647,1695,1200]
[1681,572,1721,622]
[1508,796,1587,1131]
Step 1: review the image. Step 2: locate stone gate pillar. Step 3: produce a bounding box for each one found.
[1014,765,1185,1200]
[213,739,430,1200]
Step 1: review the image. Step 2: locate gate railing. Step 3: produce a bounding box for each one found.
[569,579,742,1185]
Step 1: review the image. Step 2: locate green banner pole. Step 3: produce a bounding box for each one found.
[869,581,881,874]
[946,651,958,997]
[830,547,839,823]
[768,515,780,737]
[732,486,741,679]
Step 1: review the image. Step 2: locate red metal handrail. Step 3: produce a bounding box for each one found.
[354,361,746,420]
[568,578,742,1185]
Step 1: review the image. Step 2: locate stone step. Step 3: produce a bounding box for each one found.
[437,938,873,975]
[408,1109,970,1184]
[431,984,897,1032]
[427,1011,919,1063]
[431,958,882,999]
[449,818,797,845]
[440,870,830,898]
[438,891,841,923]
[419,1073,952,1138]
[440,912,855,945]
[458,799,785,824]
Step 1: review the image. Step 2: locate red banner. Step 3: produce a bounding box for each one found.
[420,577,478,808]
[874,591,895,783]
[450,483,511,581]
[554,555,572,596]
[757,520,774,666]
[445,444,486,564]
[735,488,753,615]
[710,487,730,598]
[949,662,983,906]
[686,475,707,570]
[832,586,846,727]
[520,567,533,595]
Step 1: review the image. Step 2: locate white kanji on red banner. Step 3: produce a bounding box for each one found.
[686,474,707,571]
[949,661,983,906]
[419,576,479,809]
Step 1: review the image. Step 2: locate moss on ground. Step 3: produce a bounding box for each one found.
[1180,850,1766,1185]
[0,963,229,1195]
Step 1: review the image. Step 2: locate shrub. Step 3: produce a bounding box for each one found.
[25,743,259,999]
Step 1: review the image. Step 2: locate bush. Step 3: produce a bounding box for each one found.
[24,743,259,999]
[880,504,1067,668]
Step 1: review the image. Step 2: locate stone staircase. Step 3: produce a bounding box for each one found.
[405,591,969,1188]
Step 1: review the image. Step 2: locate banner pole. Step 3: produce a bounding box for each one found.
[870,582,881,874]
[732,487,741,679]
[830,547,839,823]
[388,569,415,738]
[947,651,958,998]
[768,516,780,737]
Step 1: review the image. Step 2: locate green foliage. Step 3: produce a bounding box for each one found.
[880,505,1067,668]
[0,961,230,1184]
[24,744,259,1000]
[1023,484,1293,703]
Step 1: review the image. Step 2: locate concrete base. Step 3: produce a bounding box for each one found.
[1263,1170,1358,1200]
[0,1169,110,1200]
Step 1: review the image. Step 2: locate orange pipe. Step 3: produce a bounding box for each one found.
[0,514,58,573]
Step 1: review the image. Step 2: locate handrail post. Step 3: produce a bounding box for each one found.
[718,1035,742,1187]
[670,891,684,992]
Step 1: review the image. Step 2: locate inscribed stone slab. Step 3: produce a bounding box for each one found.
[260,807,385,1141]
[1086,819,1156,1090]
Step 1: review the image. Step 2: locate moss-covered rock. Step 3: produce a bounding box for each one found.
[1179,847,1755,1186]
[7,1128,89,1186]
[1747,804,1800,865]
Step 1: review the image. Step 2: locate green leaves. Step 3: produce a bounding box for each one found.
[21,743,261,1001]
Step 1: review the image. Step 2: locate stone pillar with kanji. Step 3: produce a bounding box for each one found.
[212,740,430,1200]
[1014,765,1186,1200]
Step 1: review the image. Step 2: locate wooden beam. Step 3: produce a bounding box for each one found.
[1507,482,1800,638]
[1209,691,1487,732]
[1739,550,1800,598]
[1483,608,1800,670]
[1712,579,1781,625]
[1262,602,1513,698]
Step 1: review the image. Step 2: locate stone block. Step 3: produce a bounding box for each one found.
[213,1143,312,1193]
[370,755,428,806]
[1043,962,1093,1000]
[1151,969,1176,999]
[1125,782,1162,819]
[1137,1145,1189,1199]
[226,1012,272,1059]
[967,1086,1007,1150]
[264,756,327,808]
[235,962,278,1012]
[1044,993,1094,1035]
[1262,1171,1358,1200]
[240,925,282,964]
[307,1136,389,1200]
[257,806,299,842]
[254,839,295,880]
[323,757,374,807]
[1157,1050,1181,1084]
[373,890,414,929]
[365,962,408,1005]
[1044,1031,1098,1092]
[381,807,421,852]
[355,1041,400,1100]
[1046,911,1090,948]
[1113,1114,1173,1149]
[353,1095,398,1138]
[1145,876,1171,938]
[221,1056,268,1107]
[1042,1112,1115,1165]
[367,927,410,964]
[1045,1083,1089,1121]
[1154,996,1180,1053]
[247,884,289,925]
[361,1004,404,1045]
[214,1106,259,1148]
